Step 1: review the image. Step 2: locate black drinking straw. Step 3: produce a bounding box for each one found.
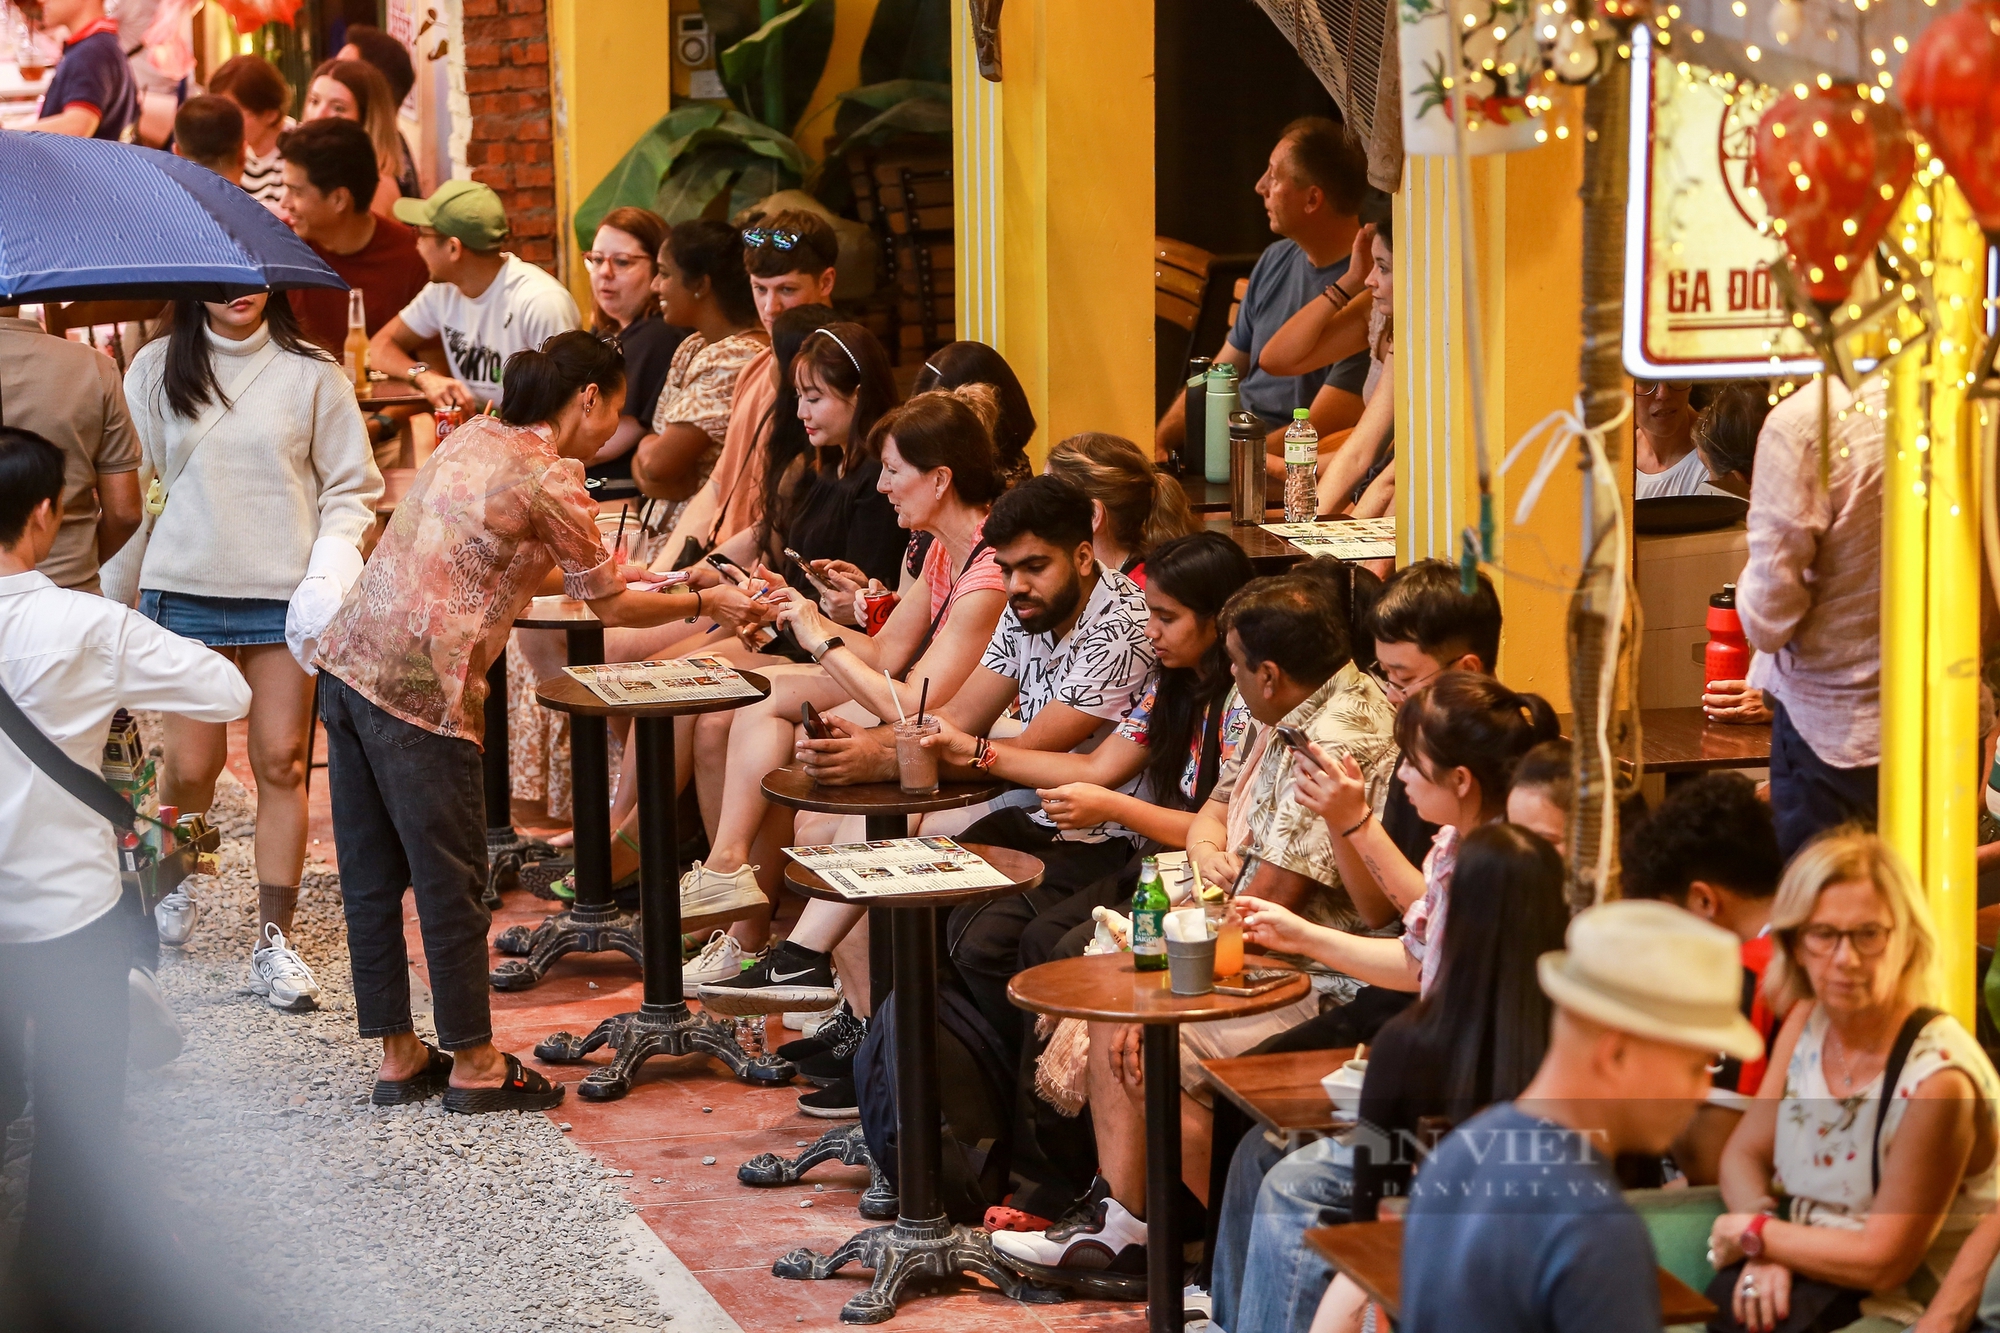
[916,677,930,725]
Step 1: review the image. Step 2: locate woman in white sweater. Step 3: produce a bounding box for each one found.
[124,293,381,1008]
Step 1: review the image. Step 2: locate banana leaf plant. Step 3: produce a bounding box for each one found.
[826,78,950,158]
[573,104,810,243]
[702,0,836,138]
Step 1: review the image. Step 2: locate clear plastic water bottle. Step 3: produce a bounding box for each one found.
[1283,408,1318,523]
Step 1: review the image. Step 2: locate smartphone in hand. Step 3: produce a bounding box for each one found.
[801,701,835,741]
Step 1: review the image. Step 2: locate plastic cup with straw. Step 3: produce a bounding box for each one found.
[890,670,939,795]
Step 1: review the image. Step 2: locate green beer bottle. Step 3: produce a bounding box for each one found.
[1131,855,1169,972]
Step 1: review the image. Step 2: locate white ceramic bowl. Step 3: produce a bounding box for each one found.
[1320,1058,1368,1117]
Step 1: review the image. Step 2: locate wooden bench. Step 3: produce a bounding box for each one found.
[1306,1219,1717,1326]
[1199,1047,1355,1140]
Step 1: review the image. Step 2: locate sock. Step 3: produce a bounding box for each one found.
[258,883,300,938]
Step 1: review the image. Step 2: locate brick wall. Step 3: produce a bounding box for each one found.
[460,0,557,269]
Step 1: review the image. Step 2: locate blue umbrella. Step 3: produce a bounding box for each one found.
[0,130,347,304]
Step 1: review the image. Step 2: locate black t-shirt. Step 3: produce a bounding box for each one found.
[587,315,689,482]
[783,458,906,595]
[1380,764,1441,870]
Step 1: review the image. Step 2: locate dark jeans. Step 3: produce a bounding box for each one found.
[319,673,493,1050]
[0,900,130,1324]
[945,807,1137,1050]
[1769,699,1878,860]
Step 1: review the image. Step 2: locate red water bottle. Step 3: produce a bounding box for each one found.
[1705,583,1750,684]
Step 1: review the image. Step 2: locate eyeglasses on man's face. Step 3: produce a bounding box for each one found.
[1633,380,1690,399]
[583,252,651,274]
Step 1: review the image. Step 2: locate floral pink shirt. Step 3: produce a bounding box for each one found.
[315,414,620,745]
[1401,824,1460,998]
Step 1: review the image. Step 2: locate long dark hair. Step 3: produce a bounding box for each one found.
[1400,822,1566,1121]
[756,304,837,553]
[665,220,757,328]
[159,296,328,420]
[1296,556,1385,679]
[1393,670,1560,817]
[498,330,626,428]
[1140,532,1257,810]
[790,322,898,475]
[911,340,1035,476]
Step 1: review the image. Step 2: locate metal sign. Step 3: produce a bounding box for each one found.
[1622,25,1819,379]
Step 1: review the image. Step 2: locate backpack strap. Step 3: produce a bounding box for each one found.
[1872,1005,1943,1194]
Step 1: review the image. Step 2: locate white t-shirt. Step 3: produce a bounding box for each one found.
[396,253,581,407]
[1635,443,1727,500]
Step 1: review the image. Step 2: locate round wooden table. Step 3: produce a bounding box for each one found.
[1008,953,1313,1331]
[524,669,785,1096]
[764,830,1062,1323]
[490,597,615,989]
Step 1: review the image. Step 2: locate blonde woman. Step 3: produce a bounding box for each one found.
[303,58,402,216]
[1044,432,1196,584]
[1708,831,1999,1332]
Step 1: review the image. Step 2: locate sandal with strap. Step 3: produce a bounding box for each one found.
[441,1053,566,1115]
[372,1043,453,1106]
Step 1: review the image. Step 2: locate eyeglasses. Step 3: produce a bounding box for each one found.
[1366,662,1442,700]
[1793,923,1894,957]
[583,252,652,274]
[743,227,803,251]
[1633,380,1689,398]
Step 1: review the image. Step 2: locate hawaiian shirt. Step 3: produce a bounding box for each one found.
[315,414,620,745]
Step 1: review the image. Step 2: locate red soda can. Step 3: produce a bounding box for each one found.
[434,404,463,439]
[861,589,897,635]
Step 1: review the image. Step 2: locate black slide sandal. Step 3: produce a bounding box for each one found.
[371,1043,453,1106]
[441,1053,566,1115]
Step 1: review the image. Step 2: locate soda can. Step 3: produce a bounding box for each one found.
[434,404,463,439]
[860,589,897,635]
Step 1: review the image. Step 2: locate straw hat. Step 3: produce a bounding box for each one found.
[1537,900,1764,1061]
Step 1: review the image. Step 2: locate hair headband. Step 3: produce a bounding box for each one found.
[807,327,862,377]
[922,361,943,377]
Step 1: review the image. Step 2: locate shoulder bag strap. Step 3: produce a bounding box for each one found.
[1871,1005,1943,1193]
[1192,693,1228,806]
[0,680,135,830]
[903,537,991,673]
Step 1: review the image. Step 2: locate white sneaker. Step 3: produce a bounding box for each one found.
[989,1176,1148,1293]
[679,861,766,918]
[127,966,184,1068]
[155,887,200,946]
[682,930,748,997]
[246,923,320,1011]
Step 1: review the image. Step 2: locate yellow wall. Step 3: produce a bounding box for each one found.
[796,0,881,163]
[952,0,1156,459]
[1394,100,1597,709]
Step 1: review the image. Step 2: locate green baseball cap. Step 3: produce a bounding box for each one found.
[393,179,509,249]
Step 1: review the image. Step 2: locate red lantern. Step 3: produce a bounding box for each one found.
[1901,0,2000,234]
[1750,89,1914,310]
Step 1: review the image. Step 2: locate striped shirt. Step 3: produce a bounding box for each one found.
[239,117,296,208]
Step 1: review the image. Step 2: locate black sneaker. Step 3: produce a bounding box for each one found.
[776,1003,865,1067]
[696,940,838,1015]
[988,1176,1148,1299]
[797,1076,859,1119]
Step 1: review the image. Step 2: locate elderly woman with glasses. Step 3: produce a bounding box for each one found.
[1634,377,1727,500]
[1708,831,2000,1333]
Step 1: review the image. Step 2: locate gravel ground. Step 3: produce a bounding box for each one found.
[1,762,689,1333]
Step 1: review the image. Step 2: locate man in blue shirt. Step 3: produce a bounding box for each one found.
[1155,117,1375,460]
[1401,900,1763,1333]
[34,0,138,141]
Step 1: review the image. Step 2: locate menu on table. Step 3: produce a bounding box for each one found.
[563,655,762,706]
[783,836,1012,899]
[1260,518,1396,560]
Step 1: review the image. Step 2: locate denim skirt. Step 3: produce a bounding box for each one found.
[138,590,288,648]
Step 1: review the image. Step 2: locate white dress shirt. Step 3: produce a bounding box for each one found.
[1736,376,1885,769]
[0,570,251,943]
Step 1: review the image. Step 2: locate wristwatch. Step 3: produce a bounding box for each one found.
[1740,1212,1772,1259]
[810,635,845,663]
[404,362,430,385]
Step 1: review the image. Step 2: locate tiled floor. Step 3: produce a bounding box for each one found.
[247,714,1147,1330]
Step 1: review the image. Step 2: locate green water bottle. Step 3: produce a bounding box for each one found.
[1131,856,1169,971]
[1203,363,1239,485]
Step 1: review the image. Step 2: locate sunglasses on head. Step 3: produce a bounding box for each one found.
[743,227,803,251]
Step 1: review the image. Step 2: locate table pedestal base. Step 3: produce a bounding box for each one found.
[535,1000,794,1097]
[738,1123,898,1219]
[482,828,556,911]
[488,901,640,990]
[774,1215,1064,1324]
